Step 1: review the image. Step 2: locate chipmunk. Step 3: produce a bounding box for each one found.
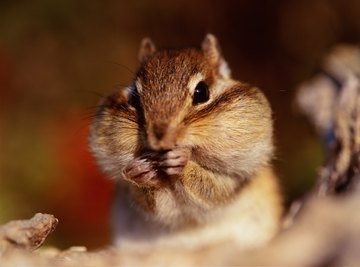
[89,34,282,249]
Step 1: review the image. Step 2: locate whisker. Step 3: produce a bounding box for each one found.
[107,60,136,76]
[113,83,132,90]
[83,113,139,125]
[83,105,105,111]
[73,89,106,98]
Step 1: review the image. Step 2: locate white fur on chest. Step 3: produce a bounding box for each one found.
[112,177,279,249]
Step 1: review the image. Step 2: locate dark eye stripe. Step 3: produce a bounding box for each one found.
[128,85,142,109]
[184,83,259,125]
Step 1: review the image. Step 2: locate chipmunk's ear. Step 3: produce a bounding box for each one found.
[138,37,156,62]
[202,34,231,79]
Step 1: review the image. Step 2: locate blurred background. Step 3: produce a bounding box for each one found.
[0,0,360,249]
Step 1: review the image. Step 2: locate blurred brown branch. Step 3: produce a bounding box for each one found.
[317,74,360,195]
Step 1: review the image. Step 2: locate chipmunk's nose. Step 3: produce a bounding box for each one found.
[148,123,177,150]
[153,124,166,140]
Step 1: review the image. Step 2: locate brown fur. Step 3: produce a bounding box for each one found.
[89,34,282,248]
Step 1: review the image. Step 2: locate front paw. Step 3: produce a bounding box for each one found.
[122,158,159,187]
[159,147,190,176]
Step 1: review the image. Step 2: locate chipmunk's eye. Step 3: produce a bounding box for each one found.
[128,85,141,109]
[193,81,209,105]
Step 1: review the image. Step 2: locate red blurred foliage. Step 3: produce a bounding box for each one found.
[45,114,115,248]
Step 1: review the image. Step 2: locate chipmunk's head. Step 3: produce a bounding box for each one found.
[126,34,231,151]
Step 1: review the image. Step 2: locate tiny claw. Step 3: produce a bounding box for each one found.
[122,158,159,186]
